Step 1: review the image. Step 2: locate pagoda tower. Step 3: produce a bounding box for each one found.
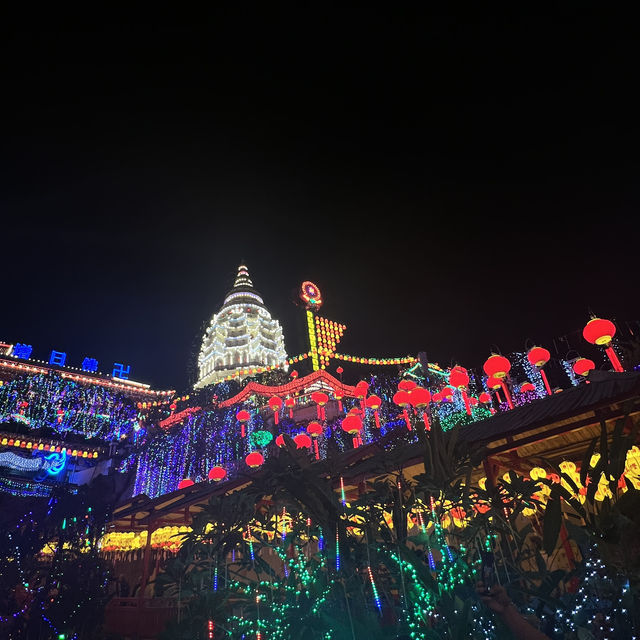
[195,264,288,388]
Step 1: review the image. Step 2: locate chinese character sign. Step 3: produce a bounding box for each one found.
[49,350,67,366]
[82,357,99,373]
[13,343,33,359]
[112,363,130,379]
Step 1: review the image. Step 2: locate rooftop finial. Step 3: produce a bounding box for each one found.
[233,263,253,289]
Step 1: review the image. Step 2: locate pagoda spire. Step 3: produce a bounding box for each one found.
[233,262,254,289]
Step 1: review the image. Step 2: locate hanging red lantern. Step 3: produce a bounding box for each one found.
[365,394,382,428]
[582,317,624,372]
[178,478,194,490]
[290,370,298,379]
[311,391,329,420]
[268,396,283,425]
[519,382,536,393]
[527,346,553,395]
[483,355,513,409]
[284,397,295,418]
[336,366,344,375]
[469,396,478,407]
[448,365,471,415]
[275,434,286,448]
[307,422,323,459]
[478,391,491,404]
[398,379,417,392]
[448,366,469,389]
[236,409,250,438]
[408,387,432,430]
[245,452,265,468]
[334,390,344,413]
[307,421,323,437]
[440,387,454,401]
[483,354,511,379]
[432,391,442,403]
[393,390,412,431]
[583,317,616,346]
[341,414,363,448]
[208,466,227,482]
[293,433,312,450]
[355,380,369,412]
[573,357,595,377]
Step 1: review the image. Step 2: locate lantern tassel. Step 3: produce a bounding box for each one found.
[374,411,380,429]
[314,439,319,460]
[403,408,411,431]
[540,368,552,395]
[274,411,279,425]
[605,346,624,372]
[352,436,359,448]
[241,424,245,438]
[317,405,322,419]
[289,408,294,419]
[338,400,343,412]
[462,390,471,415]
[422,411,430,431]
[500,381,513,409]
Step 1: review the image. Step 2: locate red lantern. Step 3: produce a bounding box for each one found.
[583,317,616,346]
[408,387,432,430]
[178,478,194,490]
[245,452,264,468]
[519,382,536,393]
[307,421,323,437]
[469,396,478,407]
[236,409,250,438]
[483,354,511,379]
[448,366,469,389]
[449,365,471,415]
[290,370,298,379]
[583,317,624,372]
[268,396,283,425]
[341,414,363,448]
[311,391,329,420]
[284,397,295,418]
[336,366,344,375]
[527,346,553,395]
[484,355,513,409]
[355,380,369,412]
[440,387,453,401]
[398,379,417,392]
[573,357,595,377]
[527,346,550,368]
[275,434,286,448]
[393,391,412,431]
[365,394,382,428]
[293,433,312,450]
[432,392,442,403]
[208,466,227,482]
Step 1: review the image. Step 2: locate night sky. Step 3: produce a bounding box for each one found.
[2,10,639,391]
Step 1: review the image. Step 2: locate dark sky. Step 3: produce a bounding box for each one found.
[2,9,639,391]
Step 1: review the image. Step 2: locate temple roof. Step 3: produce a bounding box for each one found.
[221,263,265,309]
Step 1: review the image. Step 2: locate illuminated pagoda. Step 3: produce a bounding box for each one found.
[195,263,288,388]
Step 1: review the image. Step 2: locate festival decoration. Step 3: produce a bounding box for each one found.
[393,390,412,430]
[293,433,312,450]
[245,452,264,468]
[310,391,329,420]
[483,354,513,409]
[448,365,472,414]
[306,421,323,459]
[365,394,382,428]
[519,382,536,393]
[573,357,595,377]
[208,466,227,482]
[355,380,369,412]
[341,414,363,448]
[284,397,295,418]
[236,409,250,437]
[178,478,194,489]
[408,387,431,430]
[526,345,553,395]
[583,317,624,372]
[398,379,417,391]
[275,434,286,448]
[268,396,283,424]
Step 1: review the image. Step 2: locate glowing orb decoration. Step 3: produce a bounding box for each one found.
[300,281,323,310]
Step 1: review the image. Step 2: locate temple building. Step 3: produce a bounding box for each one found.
[195,264,288,388]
